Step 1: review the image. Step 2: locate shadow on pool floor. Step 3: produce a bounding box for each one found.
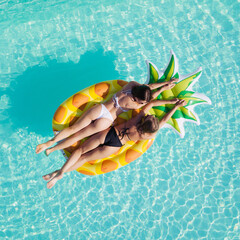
[7,46,125,135]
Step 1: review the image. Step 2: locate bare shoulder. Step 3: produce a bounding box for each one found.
[141,101,154,114]
[124,81,141,89]
[142,132,156,140]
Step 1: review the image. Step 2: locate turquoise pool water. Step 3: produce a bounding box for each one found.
[1,0,240,239]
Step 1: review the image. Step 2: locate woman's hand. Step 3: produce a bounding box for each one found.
[169,77,179,83]
[176,99,187,107]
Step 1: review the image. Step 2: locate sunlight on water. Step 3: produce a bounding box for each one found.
[1,0,239,239]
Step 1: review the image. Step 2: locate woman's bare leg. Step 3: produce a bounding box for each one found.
[44,128,110,188]
[46,144,119,189]
[36,104,104,154]
[67,145,120,172]
[45,117,112,156]
[42,170,59,181]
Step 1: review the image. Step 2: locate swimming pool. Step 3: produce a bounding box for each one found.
[1,0,240,239]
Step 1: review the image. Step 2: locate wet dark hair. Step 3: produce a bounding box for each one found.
[131,85,152,103]
[137,115,159,134]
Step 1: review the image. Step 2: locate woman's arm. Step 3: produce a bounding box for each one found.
[140,98,178,115]
[150,99,178,107]
[148,78,178,90]
[158,99,186,128]
[149,78,178,99]
[148,82,168,90]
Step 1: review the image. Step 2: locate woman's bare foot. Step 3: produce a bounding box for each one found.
[45,148,53,156]
[42,170,59,181]
[36,141,53,154]
[47,171,64,189]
